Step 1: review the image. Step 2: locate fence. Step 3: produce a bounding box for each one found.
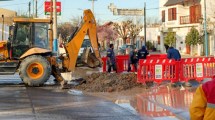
[102,55,215,83]
[102,54,167,73]
[180,57,215,82]
[137,57,215,84]
[137,59,180,84]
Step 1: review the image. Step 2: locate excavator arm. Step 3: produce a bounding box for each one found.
[61,9,102,72]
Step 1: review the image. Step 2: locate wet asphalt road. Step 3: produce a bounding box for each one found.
[0,74,199,120]
[0,74,142,120]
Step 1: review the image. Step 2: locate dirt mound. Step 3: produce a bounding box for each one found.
[74,73,142,92]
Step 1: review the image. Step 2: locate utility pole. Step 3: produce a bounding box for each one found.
[35,0,37,17]
[53,0,58,52]
[89,0,97,14]
[1,15,4,40]
[28,2,31,17]
[50,0,53,51]
[204,0,208,56]
[92,0,94,14]
[32,0,34,17]
[144,2,146,45]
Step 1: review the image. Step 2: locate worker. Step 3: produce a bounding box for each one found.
[190,76,215,120]
[138,45,149,59]
[35,28,47,48]
[167,46,181,61]
[164,44,169,53]
[128,47,138,72]
[107,44,117,73]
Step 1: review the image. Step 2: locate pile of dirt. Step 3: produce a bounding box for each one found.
[74,73,142,92]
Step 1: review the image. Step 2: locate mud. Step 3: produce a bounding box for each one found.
[74,72,143,92]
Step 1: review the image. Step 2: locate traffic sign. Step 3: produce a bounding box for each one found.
[114,9,144,16]
[108,3,144,16]
[44,1,61,16]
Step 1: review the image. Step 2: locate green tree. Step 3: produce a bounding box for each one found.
[185,27,202,45]
[164,31,176,46]
[146,41,153,50]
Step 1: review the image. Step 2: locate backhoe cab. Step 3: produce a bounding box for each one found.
[0,9,102,86]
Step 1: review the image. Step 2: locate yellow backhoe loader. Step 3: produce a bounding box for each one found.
[0,9,102,86]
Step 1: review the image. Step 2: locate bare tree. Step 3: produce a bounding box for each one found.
[70,15,82,26]
[128,22,143,45]
[57,22,75,42]
[113,20,142,45]
[113,21,130,45]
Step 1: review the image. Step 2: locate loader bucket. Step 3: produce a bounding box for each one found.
[80,47,100,68]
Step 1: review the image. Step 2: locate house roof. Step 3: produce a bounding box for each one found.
[164,0,200,6]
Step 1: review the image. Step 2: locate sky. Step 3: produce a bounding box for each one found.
[0,0,159,23]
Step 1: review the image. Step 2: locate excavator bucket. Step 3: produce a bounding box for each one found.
[80,47,100,68]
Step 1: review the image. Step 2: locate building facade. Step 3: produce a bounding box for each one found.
[0,8,17,40]
[139,26,161,51]
[159,0,215,55]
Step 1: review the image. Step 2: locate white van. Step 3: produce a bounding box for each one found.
[59,35,91,56]
[78,35,91,56]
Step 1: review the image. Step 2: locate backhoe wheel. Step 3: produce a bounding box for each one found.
[19,55,51,86]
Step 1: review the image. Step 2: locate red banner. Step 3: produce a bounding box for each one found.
[44,1,61,12]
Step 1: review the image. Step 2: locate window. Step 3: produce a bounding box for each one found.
[34,23,49,49]
[12,23,30,57]
[157,36,160,45]
[190,5,201,23]
[162,10,165,22]
[168,8,177,21]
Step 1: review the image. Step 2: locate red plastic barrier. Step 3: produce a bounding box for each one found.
[116,55,129,73]
[137,59,180,84]
[102,57,108,72]
[103,54,215,83]
[102,55,132,73]
[102,54,167,73]
[147,54,167,59]
[180,57,215,82]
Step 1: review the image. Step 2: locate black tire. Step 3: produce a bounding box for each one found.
[19,55,51,86]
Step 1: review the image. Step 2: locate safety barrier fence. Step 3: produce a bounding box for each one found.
[137,59,180,84]
[102,54,167,73]
[102,55,215,83]
[137,57,215,84]
[180,57,215,82]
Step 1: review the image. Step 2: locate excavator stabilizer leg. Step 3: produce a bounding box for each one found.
[81,47,100,68]
[52,66,70,89]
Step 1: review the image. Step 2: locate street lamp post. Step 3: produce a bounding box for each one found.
[88,0,97,14]
[144,2,146,46]
[53,0,58,52]
[204,0,208,56]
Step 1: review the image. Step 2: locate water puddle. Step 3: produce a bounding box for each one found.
[68,89,83,95]
[114,86,196,120]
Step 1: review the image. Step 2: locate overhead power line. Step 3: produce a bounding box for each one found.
[0,2,29,7]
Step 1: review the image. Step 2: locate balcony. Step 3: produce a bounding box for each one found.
[180,15,201,25]
[180,16,190,24]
